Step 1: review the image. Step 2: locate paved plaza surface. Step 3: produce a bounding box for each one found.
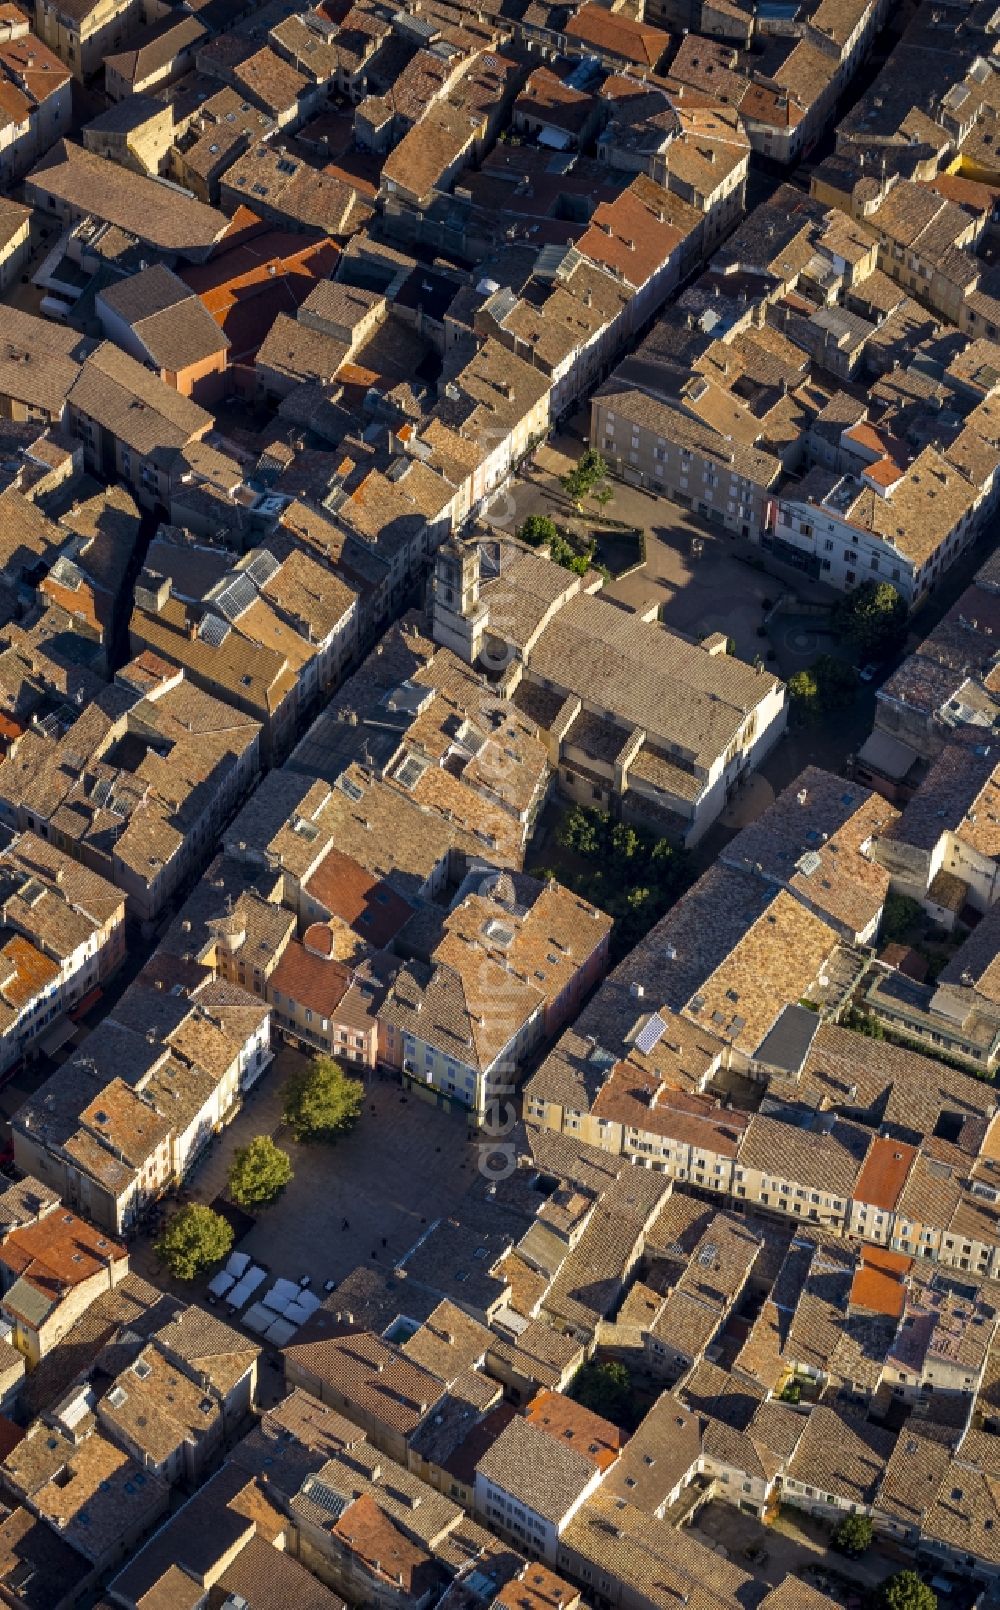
[134,1046,479,1301]
[691,1499,908,1596]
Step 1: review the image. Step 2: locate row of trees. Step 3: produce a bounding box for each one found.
[155,1055,364,1281]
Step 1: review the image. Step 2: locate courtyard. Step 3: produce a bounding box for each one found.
[132,1044,480,1303]
[689,1498,909,1596]
[489,443,880,809]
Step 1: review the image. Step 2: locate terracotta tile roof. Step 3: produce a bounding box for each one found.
[787,1404,894,1506]
[29,140,228,258]
[332,1493,434,1591]
[524,1389,625,1470]
[854,1136,918,1212]
[849,1246,911,1320]
[216,1533,346,1610]
[564,2,669,68]
[267,937,353,1019]
[515,66,594,134]
[0,1209,125,1301]
[0,933,58,1013]
[78,1076,173,1169]
[476,1414,597,1523]
[739,1114,869,1198]
[722,767,897,941]
[494,1564,580,1610]
[304,844,413,947]
[284,1330,443,1435]
[578,180,683,289]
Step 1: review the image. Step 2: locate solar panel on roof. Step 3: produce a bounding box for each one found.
[90,777,113,809]
[303,1477,350,1518]
[796,850,822,877]
[217,573,257,621]
[634,1012,666,1057]
[245,550,280,588]
[198,613,231,648]
[338,774,363,801]
[395,754,427,791]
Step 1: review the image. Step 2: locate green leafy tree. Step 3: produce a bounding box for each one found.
[519,514,558,548]
[833,1514,873,1557]
[572,1360,636,1427]
[156,1204,233,1281]
[788,658,857,718]
[812,654,858,710]
[580,448,608,484]
[837,580,906,655]
[228,1135,293,1208]
[561,467,589,505]
[561,449,609,506]
[611,822,641,863]
[874,1573,936,1610]
[650,837,672,864]
[283,1054,364,1143]
[842,1005,884,1040]
[788,667,820,712]
[881,891,922,945]
[780,1379,801,1404]
[557,806,603,857]
[592,483,614,510]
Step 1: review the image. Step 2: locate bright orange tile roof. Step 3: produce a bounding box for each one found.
[844,422,886,454]
[0,935,58,1010]
[850,1245,912,1320]
[864,456,905,489]
[268,938,352,1019]
[863,1245,913,1276]
[1,1209,126,1300]
[524,1388,625,1470]
[854,1136,917,1212]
